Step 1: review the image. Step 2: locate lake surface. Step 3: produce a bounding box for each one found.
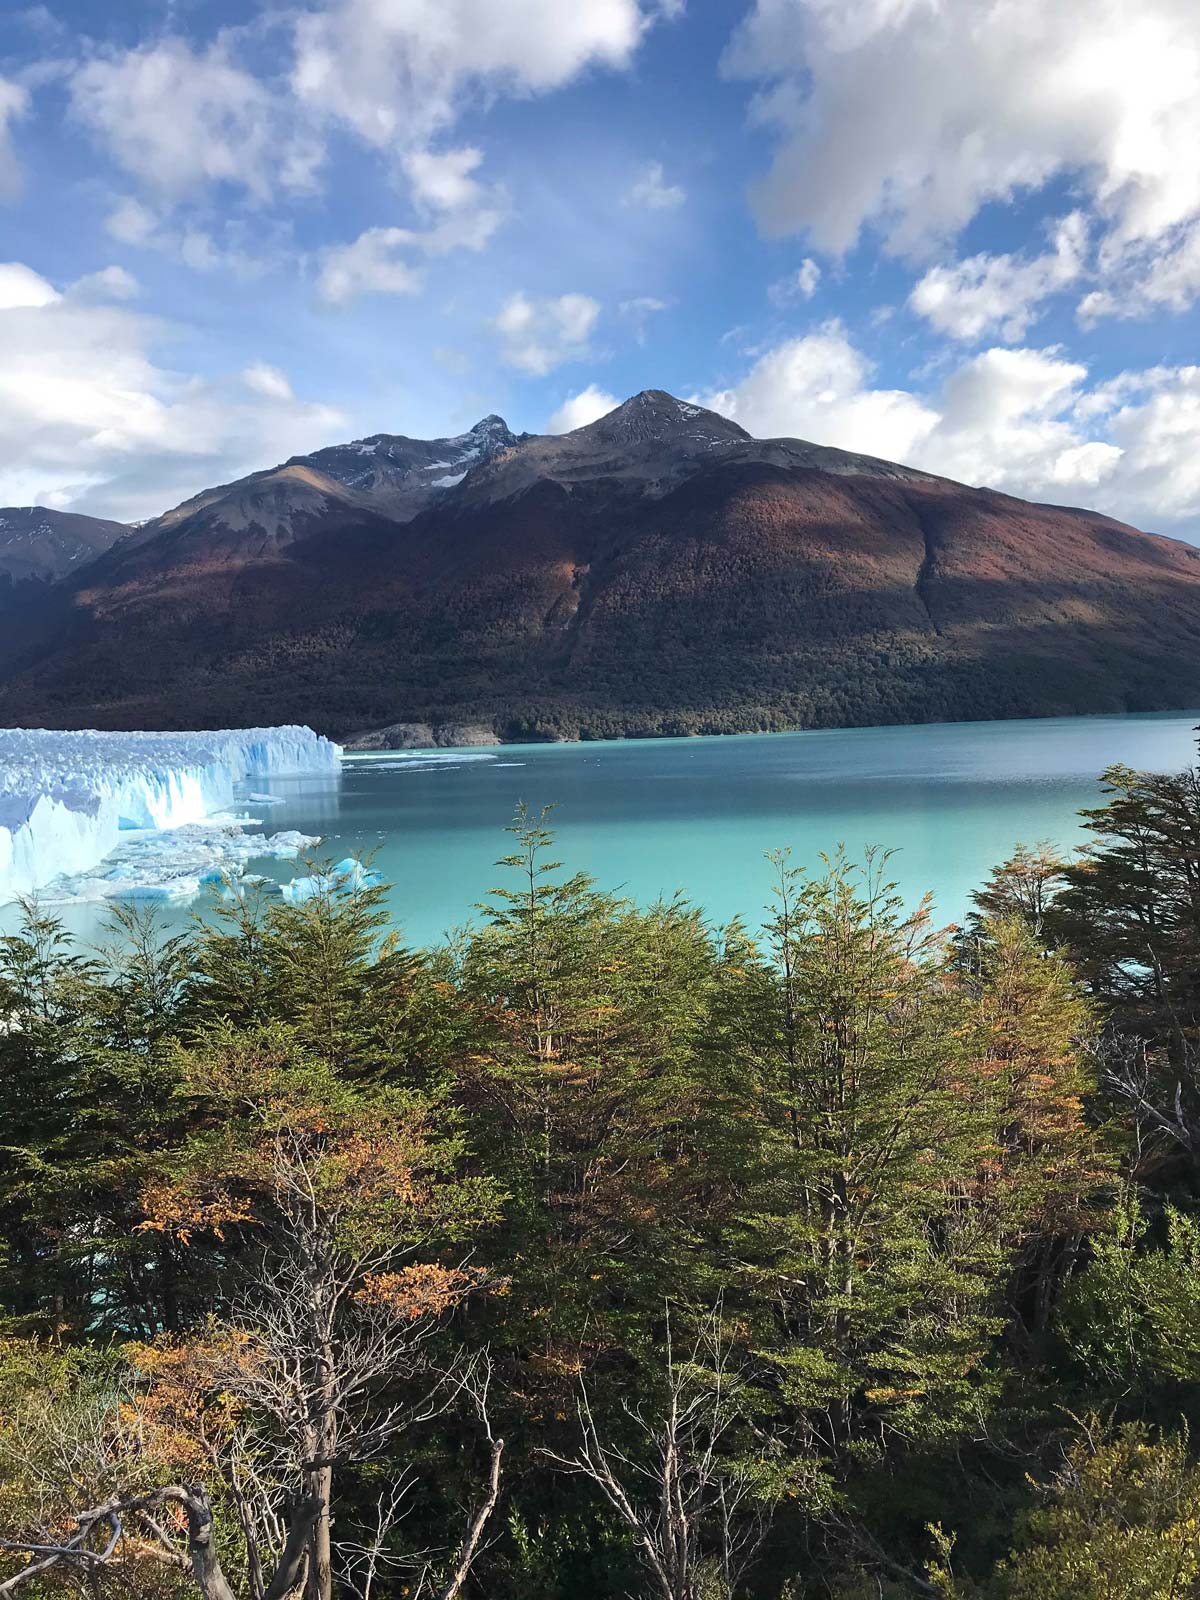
[15,711,1199,951]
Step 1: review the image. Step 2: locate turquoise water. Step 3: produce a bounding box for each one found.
[18,713,1200,950]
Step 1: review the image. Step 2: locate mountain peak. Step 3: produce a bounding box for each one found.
[578,388,751,448]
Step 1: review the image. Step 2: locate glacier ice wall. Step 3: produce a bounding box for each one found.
[0,725,342,903]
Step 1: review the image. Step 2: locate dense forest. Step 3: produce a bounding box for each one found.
[2,746,1200,1599]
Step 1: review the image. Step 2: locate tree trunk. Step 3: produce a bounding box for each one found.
[182,1486,240,1600]
[305,1462,333,1600]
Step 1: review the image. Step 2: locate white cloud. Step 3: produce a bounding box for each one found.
[317,192,504,304]
[1079,221,1200,322]
[292,0,650,150]
[0,261,60,310]
[547,384,620,432]
[105,196,158,246]
[625,159,685,210]
[318,141,506,305]
[63,5,652,292]
[70,38,322,204]
[924,346,1113,494]
[70,265,140,302]
[699,321,939,463]
[911,213,1087,341]
[768,257,821,305]
[404,145,486,211]
[242,362,295,402]
[700,321,1200,535]
[0,77,29,200]
[104,197,279,280]
[724,0,1200,284]
[318,228,426,305]
[0,263,344,520]
[492,291,600,374]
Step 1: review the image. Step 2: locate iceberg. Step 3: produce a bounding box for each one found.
[280,857,383,905]
[0,725,342,904]
[47,824,322,907]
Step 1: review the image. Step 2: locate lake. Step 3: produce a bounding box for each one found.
[13,711,1198,951]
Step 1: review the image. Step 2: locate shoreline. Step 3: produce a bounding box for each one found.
[339,704,1200,755]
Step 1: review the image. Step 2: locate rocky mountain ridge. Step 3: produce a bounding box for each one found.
[0,507,127,608]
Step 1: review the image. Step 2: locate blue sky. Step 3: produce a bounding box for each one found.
[2,0,1200,538]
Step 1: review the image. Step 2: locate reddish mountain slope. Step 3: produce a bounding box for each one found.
[2,391,1198,739]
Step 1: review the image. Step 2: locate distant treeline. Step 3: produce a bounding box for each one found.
[2,753,1200,1599]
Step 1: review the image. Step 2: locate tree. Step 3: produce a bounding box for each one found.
[136,1026,502,1600]
[543,1307,779,1600]
[711,851,1004,1476]
[0,1233,504,1600]
[0,901,193,1339]
[1057,1199,1200,1401]
[964,917,1111,1348]
[455,806,718,1356]
[189,872,458,1088]
[965,843,1068,941]
[1045,761,1200,1045]
[931,1422,1200,1599]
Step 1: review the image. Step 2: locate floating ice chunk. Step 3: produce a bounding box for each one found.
[40,824,323,907]
[0,726,340,904]
[280,856,381,904]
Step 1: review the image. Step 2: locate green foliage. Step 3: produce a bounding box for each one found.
[1058,1200,1200,1398]
[710,850,1006,1467]
[1045,762,1200,1042]
[983,1424,1200,1599]
[5,756,1200,1598]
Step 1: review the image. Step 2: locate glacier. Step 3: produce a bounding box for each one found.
[0,725,342,904]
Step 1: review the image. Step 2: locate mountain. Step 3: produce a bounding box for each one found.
[130,415,525,562]
[0,507,126,609]
[2,390,1200,741]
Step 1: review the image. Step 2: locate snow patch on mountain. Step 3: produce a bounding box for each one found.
[0,725,341,903]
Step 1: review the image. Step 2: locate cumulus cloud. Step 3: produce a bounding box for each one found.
[0,262,344,519]
[1079,224,1200,323]
[318,228,426,305]
[699,321,938,463]
[546,383,620,432]
[911,213,1087,342]
[724,0,1200,299]
[0,77,29,200]
[70,37,322,203]
[105,196,158,246]
[241,362,295,401]
[317,140,507,305]
[70,264,140,302]
[492,291,600,374]
[700,321,1200,535]
[292,0,650,150]
[768,257,821,306]
[61,4,654,298]
[0,260,60,309]
[317,189,505,304]
[404,145,486,211]
[625,160,685,210]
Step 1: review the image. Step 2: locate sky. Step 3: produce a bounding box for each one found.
[2,0,1200,540]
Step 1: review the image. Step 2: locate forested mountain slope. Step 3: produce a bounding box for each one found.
[2,390,1198,738]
